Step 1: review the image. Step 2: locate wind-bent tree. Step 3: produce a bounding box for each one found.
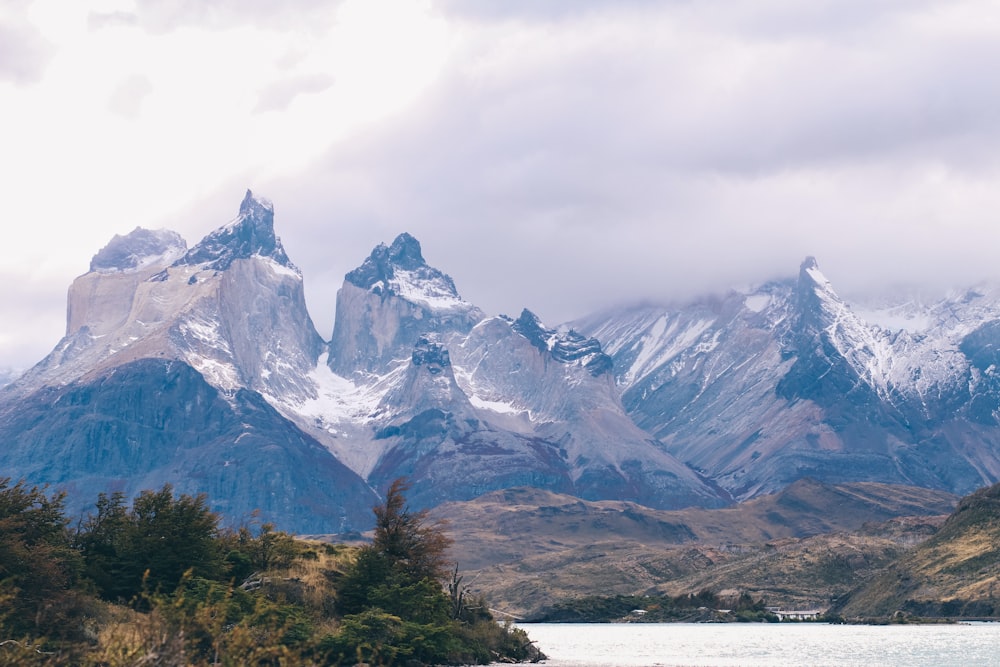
[337,478,451,621]
[328,478,543,665]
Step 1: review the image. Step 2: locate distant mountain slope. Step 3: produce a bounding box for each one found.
[576,258,1000,500]
[435,479,956,570]
[0,368,20,389]
[833,481,1000,618]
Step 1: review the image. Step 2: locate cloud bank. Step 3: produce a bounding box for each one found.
[3,0,1000,370]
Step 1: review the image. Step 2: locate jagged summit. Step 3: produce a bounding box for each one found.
[512,309,550,353]
[328,232,484,376]
[347,232,427,288]
[793,255,852,337]
[174,189,294,272]
[798,256,834,292]
[90,227,187,273]
[344,232,468,310]
[384,232,425,271]
[239,188,273,216]
[511,308,612,376]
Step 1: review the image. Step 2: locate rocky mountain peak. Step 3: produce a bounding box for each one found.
[387,232,425,270]
[512,309,549,353]
[90,227,187,273]
[328,233,483,376]
[238,188,273,218]
[345,232,460,301]
[174,190,294,272]
[512,308,611,376]
[794,256,848,329]
[798,256,834,294]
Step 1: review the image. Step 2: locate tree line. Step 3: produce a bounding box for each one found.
[0,477,543,666]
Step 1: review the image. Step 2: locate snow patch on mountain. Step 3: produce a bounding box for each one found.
[585,310,717,388]
[261,256,302,279]
[744,294,771,313]
[467,395,526,415]
[174,311,242,390]
[389,268,469,311]
[270,353,407,476]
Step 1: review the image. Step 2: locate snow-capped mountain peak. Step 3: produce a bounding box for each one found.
[345,232,469,311]
[90,227,187,274]
[238,188,274,217]
[511,308,554,353]
[799,255,833,292]
[173,189,295,272]
[328,233,485,377]
[511,308,612,376]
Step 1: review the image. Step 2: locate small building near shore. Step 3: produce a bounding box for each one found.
[773,609,823,621]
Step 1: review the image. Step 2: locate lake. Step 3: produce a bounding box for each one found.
[512,622,1000,666]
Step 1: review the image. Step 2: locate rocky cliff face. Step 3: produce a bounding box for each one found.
[576,258,1000,500]
[7,191,324,403]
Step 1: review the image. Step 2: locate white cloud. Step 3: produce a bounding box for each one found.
[4,0,1000,369]
[0,1,53,84]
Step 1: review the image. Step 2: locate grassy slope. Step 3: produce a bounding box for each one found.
[434,480,956,618]
[834,482,1000,619]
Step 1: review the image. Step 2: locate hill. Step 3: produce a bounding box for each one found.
[833,482,1000,619]
[435,479,956,617]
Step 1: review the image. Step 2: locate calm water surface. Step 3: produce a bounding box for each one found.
[513,622,1000,667]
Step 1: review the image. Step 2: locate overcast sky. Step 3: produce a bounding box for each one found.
[4,0,1000,371]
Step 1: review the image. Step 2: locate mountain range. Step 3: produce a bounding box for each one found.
[575,259,1000,499]
[3,190,1000,533]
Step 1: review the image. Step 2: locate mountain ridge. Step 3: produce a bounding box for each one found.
[576,258,1000,500]
[0,192,724,529]
[4,190,1000,533]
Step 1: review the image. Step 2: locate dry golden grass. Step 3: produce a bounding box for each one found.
[74,540,360,666]
[89,604,185,667]
[835,483,1000,618]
